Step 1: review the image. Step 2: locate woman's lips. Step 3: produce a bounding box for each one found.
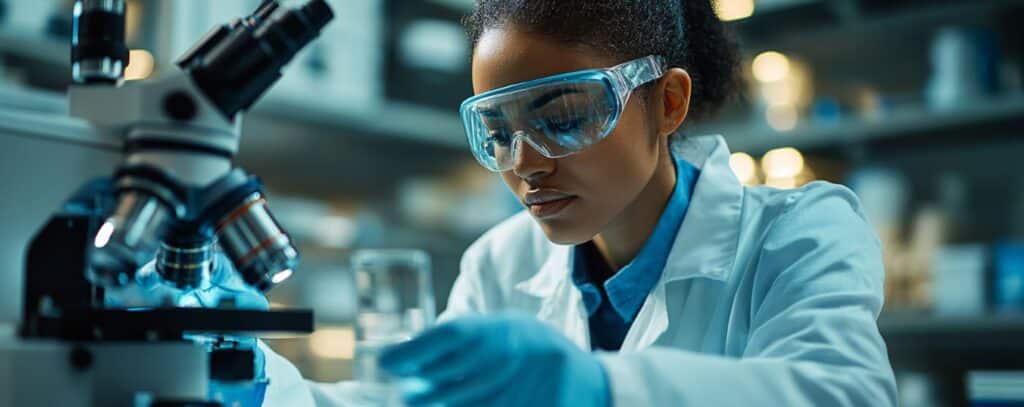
[529,196,576,218]
[524,189,577,219]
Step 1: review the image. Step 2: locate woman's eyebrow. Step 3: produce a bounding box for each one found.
[528,88,583,111]
[479,107,504,118]
[477,87,583,118]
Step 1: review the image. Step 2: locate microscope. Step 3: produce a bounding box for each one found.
[2,1,333,405]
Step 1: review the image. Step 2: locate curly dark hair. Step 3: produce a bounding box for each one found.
[465,0,743,121]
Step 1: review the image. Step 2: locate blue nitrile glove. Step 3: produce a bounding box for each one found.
[378,312,610,407]
[175,252,270,311]
[179,254,270,407]
[104,252,269,311]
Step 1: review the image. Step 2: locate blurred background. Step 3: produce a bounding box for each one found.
[0,0,1022,405]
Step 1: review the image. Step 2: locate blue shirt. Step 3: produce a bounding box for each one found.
[571,155,700,351]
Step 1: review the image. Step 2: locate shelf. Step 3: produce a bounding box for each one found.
[753,0,822,15]
[0,30,68,67]
[880,313,1024,337]
[0,85,115,150]
[879,313,1024,372]
[0,80,466,152]
[253,97,465,149]
[0,26,467,149]
[700,96,1024,155]
[732,0,1020,51]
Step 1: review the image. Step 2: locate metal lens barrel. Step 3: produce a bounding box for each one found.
[216,192,298,292]
[88,191,174,287]
[156,239,216,290]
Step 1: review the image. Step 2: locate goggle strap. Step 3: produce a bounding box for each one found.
[615,55,667,92]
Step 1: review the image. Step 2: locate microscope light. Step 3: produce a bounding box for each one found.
[272,269,293,284]
[94,221,115,248]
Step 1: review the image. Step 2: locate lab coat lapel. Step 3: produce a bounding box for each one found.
[621,135,743,352]
[514,245,591,349]
[620,282,669,351]
[661,135,742,284]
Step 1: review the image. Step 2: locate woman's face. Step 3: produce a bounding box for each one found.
[472,27,668,244]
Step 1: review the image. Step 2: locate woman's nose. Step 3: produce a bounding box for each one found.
[511,135,556,181]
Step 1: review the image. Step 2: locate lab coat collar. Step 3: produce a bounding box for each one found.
[514,244,591,349]
[515,244,571,298]
[620,135,743,351]
[660,135,743,284]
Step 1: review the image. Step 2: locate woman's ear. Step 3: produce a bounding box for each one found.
[655,68,692,137]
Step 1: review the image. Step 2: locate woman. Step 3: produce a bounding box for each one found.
[264,1,897,405]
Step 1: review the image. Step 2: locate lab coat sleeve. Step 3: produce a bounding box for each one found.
[260,340,370,407]
[597,184,898,406]
[438,240,495,322]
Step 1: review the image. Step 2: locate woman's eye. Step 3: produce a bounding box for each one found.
[543,118,585,133]
[487,130,512,146]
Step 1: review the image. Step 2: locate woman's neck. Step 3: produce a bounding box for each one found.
[591,147,677,279]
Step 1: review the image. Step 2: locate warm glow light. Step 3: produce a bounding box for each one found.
[760,81,797,106]
[766,103,799,131]
[125,49,155,80]
[729,152,758,185]
[714,0,755,21]
[272,269,293,284]
[94,221,115,248]
[762,147,805,179]
[309,327,356,359]
[752,51,790,83]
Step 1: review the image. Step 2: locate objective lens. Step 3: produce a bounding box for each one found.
[156,239,215,290]
[216,193,299,292]
[88,191,174,287]
[72,0,128,84]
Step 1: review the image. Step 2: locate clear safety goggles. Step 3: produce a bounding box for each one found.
[461,55,667,172]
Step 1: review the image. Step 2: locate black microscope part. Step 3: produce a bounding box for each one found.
[163,91,199,121]
[179,0,335,119]
[71,4,128,83]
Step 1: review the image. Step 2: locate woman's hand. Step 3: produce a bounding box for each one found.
[379,312,610,407]
[174,252,270,310]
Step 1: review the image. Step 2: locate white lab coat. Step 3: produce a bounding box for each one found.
[261,135,898,406]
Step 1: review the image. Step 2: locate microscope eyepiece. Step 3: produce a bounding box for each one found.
[301,0,334,29]
[72,0,128,84]
[250,1,281,25]
[177,0,335,119]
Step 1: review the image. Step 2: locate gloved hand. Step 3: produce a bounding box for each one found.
[193,255,270,407]
[378,312,610,407]
[103,252,269,310]
[175,252,270,311]
[176,254,270,407]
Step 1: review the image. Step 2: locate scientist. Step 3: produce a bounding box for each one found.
[261,0,898,405]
